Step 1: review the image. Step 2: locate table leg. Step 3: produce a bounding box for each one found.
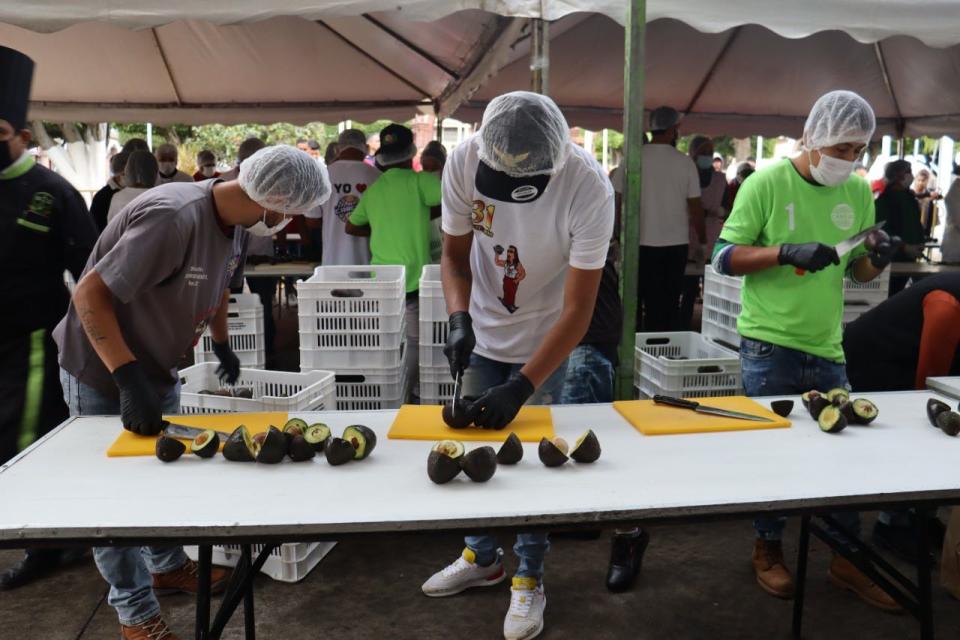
[792,515,810,639]
[242,545,256,640]
[916,509,934,640]
[195,545,212,640]
[209,544,275,639]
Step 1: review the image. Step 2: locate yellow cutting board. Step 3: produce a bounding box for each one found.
[106,412,289,457]
[613,397,790,435]
[387,405,554,442]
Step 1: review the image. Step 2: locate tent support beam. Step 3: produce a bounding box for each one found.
[531,19,549,95]
[684,26,742,115]
[150,28,183,106]
[616,0,646,400]
[315,20,432,99]
[362,14,460,79]
[30,99,428,110]
[874,41,906,139]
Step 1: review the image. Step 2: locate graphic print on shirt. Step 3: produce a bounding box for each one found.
[18,190,55,233]
[333,183,362,222]
[831,203,855,231]
[472,199,495,237]
[494,244,525,313]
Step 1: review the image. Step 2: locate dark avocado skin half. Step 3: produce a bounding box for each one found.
[442,401,474,429]
[927,398,951,427]
[538,438,568,467]
[256,426,287,464]
[570,430,601,463]
[223,426,255,462]
[427,450,462,484]
[818,406,847,434]
[460,446,497,482]
[156,436,186,462]
[936,410,960,437]
[344,425,377,460]
[496,433,524,465]
[288,435,316,461]
[191,430,220,458]
[808,396,831,420]
[770,400,794,418]
[325,438,355,466]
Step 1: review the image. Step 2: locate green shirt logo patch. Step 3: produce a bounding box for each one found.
[28,192,55,218]
[830,203,855,231]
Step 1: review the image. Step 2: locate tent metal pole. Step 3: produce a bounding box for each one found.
[615,0,646,400]
[531,19,550,95]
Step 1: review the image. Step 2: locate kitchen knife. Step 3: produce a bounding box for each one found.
[795,221,886,275]
[451,371,462,416]
[652,395,775,423]
[161,421,232,441]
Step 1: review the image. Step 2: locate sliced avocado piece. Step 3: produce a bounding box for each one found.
[801,390,821,413]
[284,418,309,434]
[826,388,850,407]
[570,429,601,463]
[325,437,355,466]
[496,433,523,465]
[288,435,316,461]
[427,440,465,484]
[538,437,569,467]
[849,398,878,425]
[156,435,186,462]
[256,426,287,464]
[304,423,332,452]
[770,400,794,418]
[927,398,951,427]
[190,429,219,458]
[460,446,497,482]
[223,425,256,462]
[817,405,847,434]
[343,425,377,460]
[808,395,831,420]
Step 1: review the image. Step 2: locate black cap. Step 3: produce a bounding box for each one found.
[475,160,550,204]
[0,46,35,132]
[376,124,417,166]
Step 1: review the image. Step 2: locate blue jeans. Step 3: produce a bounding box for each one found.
[60,369,186,626]
[739,338,862,544]
[559,345,615,404]
[461,353,568,581]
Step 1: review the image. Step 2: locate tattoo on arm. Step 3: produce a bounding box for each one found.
[79,306,107,343]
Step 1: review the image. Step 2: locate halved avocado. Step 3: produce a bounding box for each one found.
[817,405,847,434]
[304,423,331,452]
[927,398,951,427]
[460,446,497,482]
[288,435,316,461]
[538,437,569,467]
[284,418,308,434]
[801,391,821,413]
[232,387,254,399]
[826,388,850,407]
[343,425,377,460]
[223,425,257,462]
[496,432,524,465]
[427,440,465,484]
[936,410,960,437]
[442,401,473,429]
[770,400,794,418]
[156,435,186,462]
[570,430,601,463]
[256,426,287,464]
[325,437,355,466]
[848,398,879,425]
[808,394,831,420]
[190,429,219,458]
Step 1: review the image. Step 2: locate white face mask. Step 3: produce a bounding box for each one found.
[808,150,855,187]
[200,165,216,178]
[246,210,292,237]
[158,161,177,176]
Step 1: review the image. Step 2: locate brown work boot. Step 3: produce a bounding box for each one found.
[828,556,903,613]
[752,539,795,598]
[120,614,178,639]
[152,558,228,596]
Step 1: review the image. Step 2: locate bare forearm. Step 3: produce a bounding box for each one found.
[73,270,135,373]
[210,289,230,343]
[521,308,593,388]
[345,222,371,237]
[851,255,883,283]
[441,233,473,314]
[728,245,782,275]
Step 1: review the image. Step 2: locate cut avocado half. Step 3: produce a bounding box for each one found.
[428,440,465,484]
[770,400,794,418]
[817,405,847,434]
[256,426,287,464]
[826,388,850,407]
[936,410,960,437]
[156,435,186,462]
[460,446,497,482]
[325,437,355,466]
[283,418,308,435]
[304,423,331,451]
[190,429,219,458]
[538,437,569,467]
[496,433,523,465]
[927,398,951,427]
[288,435,316,461]
[343,425,377,460]
[223,425,257,462]
[570,430,601,463]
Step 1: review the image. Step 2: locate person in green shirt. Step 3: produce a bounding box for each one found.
[712,90,901,611]
[876,159,925,295]
[346,124,441,399]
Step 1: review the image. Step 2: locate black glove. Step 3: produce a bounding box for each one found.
[112,361,164,436]
[778,242,840,273]
[212,340,241,385]
[443,311,476,379]
[465,371,535,430]
[865,230,902,269]
[493,244,505,255]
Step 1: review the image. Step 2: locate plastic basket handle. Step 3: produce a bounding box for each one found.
[696,365,724,374]
[335,373,367,384]
[330,289,365,298]
[347,270,376,279]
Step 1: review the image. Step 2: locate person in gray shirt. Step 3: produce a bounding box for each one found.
[52,145,331,640]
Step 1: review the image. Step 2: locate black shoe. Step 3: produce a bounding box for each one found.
[606,529,650,593]
[872,520,935,566]
[0,549,65,591]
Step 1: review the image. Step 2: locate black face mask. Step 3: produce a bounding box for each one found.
[0,141,13,172]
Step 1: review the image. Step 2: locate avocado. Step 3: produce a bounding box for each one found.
[232,387,254,399]
[817,404,847,434]
[284,418,309,434]
[848,398,879,425]
[460,446,498,482]
[256,426,287,464]
[304,423,331,452]
[155,435,186,462]
[801,391,821,413]
[223,425,257,462]
[343,425,377,460]
[427,440,465,484]
[190,429,220,458]
[325,437,355,466]
[442,401,473,429]
[496,432,524,465]
[826,388,850,407]
[927,398,951,427]
[808,394,831,420]
[538,437,569,467]
[936,410,960,437]
[770,400,794,418]
[570,430,601,463]
[288,435,316,461]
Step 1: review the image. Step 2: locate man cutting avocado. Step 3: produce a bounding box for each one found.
[712,90,901,611]
[53,145,331,639]
[422,91,613,640]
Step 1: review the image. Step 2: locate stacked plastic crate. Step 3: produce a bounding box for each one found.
[297,265,408,410]
[194,293,265,369]
[418,265,456,404]
[633,331,742,399]
[178,364,336,414]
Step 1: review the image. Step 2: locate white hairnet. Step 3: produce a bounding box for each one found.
[238,145,331,214]
[802,90,876,150]
[478,91,570,177]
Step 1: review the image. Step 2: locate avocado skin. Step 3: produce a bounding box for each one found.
[344,425,377,460]
[156,436,186,462]
[288,435,316,461]
[460,446,498,482]
[570,430,601,464]
[256,426,287,464]
[223,425,255,462]
[538,437,569,467]
[427,450,462,484]
[496,433,524,465]
[325,438,355,466]
[770,400,794,418]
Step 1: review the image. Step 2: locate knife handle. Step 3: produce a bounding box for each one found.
[795,268,806,276]
[652,395,700,410]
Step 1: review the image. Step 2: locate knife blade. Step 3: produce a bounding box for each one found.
[795,221,886,276]
[451,371,462,416]
[652,395,775,423]
[161,421,233,441]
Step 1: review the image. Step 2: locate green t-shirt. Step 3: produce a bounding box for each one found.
[718,159,875,362]
[349,168,441,292]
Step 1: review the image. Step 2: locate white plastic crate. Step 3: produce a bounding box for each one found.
[704,266,890,307]
[299,328,405,370]
[296,265,406,320]
[633,331,742,398]
[193,294,265,368]
[418,264,449,371]
[178,364,336,414]
[185,542,336,583]
[321,364,408,411]
[420,364,456,405]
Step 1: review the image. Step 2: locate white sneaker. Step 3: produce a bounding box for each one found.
[503,577,546,640]
[421,547,506,597]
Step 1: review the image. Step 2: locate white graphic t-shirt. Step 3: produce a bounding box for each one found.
[442,136,614,363]
[309,160,381,266]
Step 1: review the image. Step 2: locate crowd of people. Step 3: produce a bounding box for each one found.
[3,40,960,640]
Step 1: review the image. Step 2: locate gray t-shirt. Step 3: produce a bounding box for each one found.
[54,180,245,396]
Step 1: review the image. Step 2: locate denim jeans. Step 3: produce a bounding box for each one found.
[739,338,862,544]
[60,369,186,626]
[461,353,567,581]
[559,345,615,404]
